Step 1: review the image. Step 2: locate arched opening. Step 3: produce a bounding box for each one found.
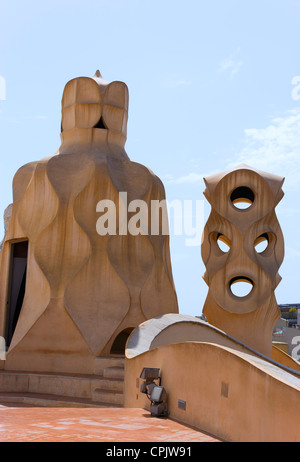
[229,276,254,298]
[254,233,269,254]
[110,328,135,356]
[230,186,255,210]
[217,233,231,253]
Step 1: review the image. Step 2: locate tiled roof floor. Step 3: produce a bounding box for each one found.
[0,405,221,442]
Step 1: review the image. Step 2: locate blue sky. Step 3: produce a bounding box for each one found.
[1,0,300,316]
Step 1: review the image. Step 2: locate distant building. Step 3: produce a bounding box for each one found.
[278,304,300,328]
[278,303,300,312]
[272,305,300,360]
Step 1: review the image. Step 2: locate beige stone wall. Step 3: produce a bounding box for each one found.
[125,342,300,442]
[272,344,300,371]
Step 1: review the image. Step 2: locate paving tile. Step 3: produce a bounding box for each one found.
[0,406,221,442]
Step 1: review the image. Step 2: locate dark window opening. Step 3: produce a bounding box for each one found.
[6,241,29,347]
[94,116,107,130]
[110,328,135,355]
[230,186,255,210]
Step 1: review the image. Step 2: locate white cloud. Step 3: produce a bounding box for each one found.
[0,112,47,122]
[166,172,204,185]
[230,108,300,190]
[165,107,300,189]
[24,115,48,120]
[161,76,192,88]
[162,173,175,182]
[166,170,222,185]
[218,48,243,77]
[219,58,243,76]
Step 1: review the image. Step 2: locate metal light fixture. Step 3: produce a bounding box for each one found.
[140,367,168,417]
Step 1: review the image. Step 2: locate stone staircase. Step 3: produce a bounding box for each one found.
[0,357,125,408]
